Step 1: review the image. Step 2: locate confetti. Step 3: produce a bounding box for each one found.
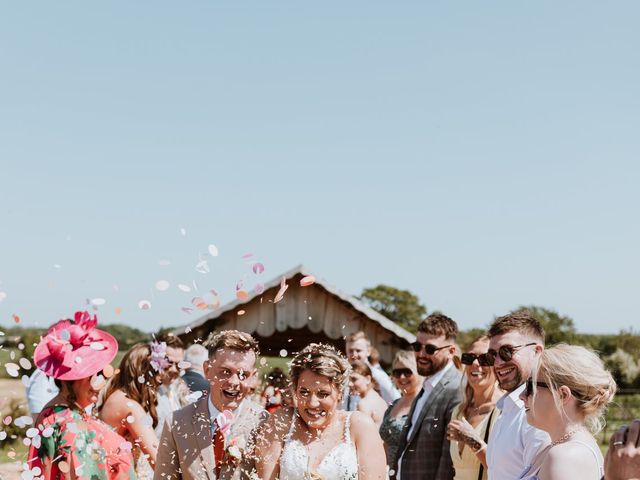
[300,275,316,287]
[115,307,122,315]
[155,280,170,291]
[21,375,30,387]
[126,415,135,424]
[58,461,70,473]
[91,298,106,306]
[26,428,39,438]
[255,283,265,294]
[237,310,246,316]
[236,290,249,301]
[259,358,267,366]
[178,361,191,369]
[90,342,105,351]
[138,300,151,310]
[279,349,288,357]
[103,364,115,378]
[0,292,6,302]
[14,416,33,427]
[7,451,15,459]
[274,277,288,304]
[180,228,186,236]
[137,375,145,383]
[42,427,54,438]
[5,363,19,378]
[53,264,62,269]
[241,253,254,260]
[0,432,6,440]
[19,358,31,370]
[192,297,207,310]
[252,263,264,274]
[158,259,171,266]
[181,307,193,315]
[186,390,203,402]
[12,314,21,324]
[178,284,191,293]
[208,244,219,257]
[3,416,12,426]
[185,326,192,333]
[91,374,106,390]
[195,260,210,274]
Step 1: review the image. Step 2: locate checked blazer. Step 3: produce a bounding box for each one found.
[391,366,462,480]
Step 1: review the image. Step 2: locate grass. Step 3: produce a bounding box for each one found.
[0,442,28,464]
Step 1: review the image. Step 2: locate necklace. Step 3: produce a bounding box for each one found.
[550,429,578,447]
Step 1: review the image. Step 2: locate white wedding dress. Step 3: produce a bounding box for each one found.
[279,412,358,480]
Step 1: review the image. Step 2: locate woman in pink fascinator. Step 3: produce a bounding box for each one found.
[27,311,135,480]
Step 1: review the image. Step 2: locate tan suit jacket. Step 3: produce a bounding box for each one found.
[154,396,268,480]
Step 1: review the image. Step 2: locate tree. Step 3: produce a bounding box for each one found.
[513,305,576,345]
[358,285,426,331]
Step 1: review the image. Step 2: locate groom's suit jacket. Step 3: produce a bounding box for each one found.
[391,366,462,480]
[154,396,268,480]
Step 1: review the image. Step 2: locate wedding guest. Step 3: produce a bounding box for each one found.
[99,343,164,479]
[519,344,616,479]
[260,367,289,414]
[349,360,388,427]
[255,343,387,480]
[154,330,268,480]
[26,367,59,421]
[154,334,189,437]
[28,311,134,480]
[182,343,210,396]
[379,350,423,468]
[393,313,462,480]
[605,419,640,480]
[447,335,503,480]
[345,331,400,405]
[485,311,550,480]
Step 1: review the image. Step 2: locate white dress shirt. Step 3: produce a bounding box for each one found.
[486,383,550,480]
[371,364,401,404]
[397,361,453,480]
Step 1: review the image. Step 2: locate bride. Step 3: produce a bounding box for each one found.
[255,343,387,480]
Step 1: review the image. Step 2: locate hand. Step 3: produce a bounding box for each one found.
[605,419,640,480]
[447,418,484,452]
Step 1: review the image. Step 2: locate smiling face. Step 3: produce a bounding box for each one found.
[520,372,559,432]
[162,347,184,385]
[204,348,256,412]
[489,331,541,393]
[294,369,340,430]
[346,338,370,363]
[464,339,496,391]
[414,332,455,377]
[348,371,371,396]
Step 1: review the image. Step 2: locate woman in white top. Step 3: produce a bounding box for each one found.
[255,343,386,480]
[519,344,616,480]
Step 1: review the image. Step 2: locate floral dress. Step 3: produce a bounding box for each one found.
[27,405,135,480]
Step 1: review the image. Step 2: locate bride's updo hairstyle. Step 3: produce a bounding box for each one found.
[535,344,616,433]
[289,343,351,395]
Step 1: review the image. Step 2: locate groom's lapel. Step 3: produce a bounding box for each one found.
[192,397,216,480]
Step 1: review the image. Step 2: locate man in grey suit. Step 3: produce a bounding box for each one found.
[392,313,463,480]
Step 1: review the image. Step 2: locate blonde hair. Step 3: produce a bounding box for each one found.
[392,350,417,372]
[205,330,259,358]
[100,343,161,427]
[290,343,350,393]
[455,335,497,420]
[535,344,616,433]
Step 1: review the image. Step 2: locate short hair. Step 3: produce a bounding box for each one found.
[345,331,370,345]
[392,350,417,372]
[350,360,373,378]
[535,344,616,433]
[369,346,380,365]
[205,330,259,358]
[488,311,545,343]
[156,333,184,349]
[290,343,350,393]
[417,313,458,341]
[184,344,208,367]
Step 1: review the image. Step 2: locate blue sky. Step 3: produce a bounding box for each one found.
[1,1,638,334]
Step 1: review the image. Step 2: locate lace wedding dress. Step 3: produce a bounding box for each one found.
[279,412,358,480]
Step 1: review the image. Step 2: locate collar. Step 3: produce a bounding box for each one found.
[422,361,453,391]
[496,383,526,411]
[208,395,221,423]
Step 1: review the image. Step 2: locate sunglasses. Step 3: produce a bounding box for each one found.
[460,352,492,367]
[411,342,452,354]
[392,368,414,378]
[485,343,537,366]
[525,377,549,397]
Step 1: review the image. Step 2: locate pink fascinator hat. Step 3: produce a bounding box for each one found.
[33,311,118,380]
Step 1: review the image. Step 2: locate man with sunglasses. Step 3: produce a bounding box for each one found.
[392,313,462,480]
[485,311,550,480]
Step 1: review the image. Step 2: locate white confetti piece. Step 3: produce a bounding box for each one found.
[126,415,135,424]
[195,260,210,274]
[138,300,151,310]
[19,358,31,370]
[21,375,30,387]
[279,349,288,357]
[180,228,186,236]
[186,390,203,403]
[91,298,106,306]
[42,427,54,438]
[178,361,191,369]
[155,280,170,291]
[26,428,39,438]
[208,244,219,257]
[90,342,105,351]
[178,284,191,293]
[137,375,145,383]
[158,259,171,266]
[5,363,19,378]
[0,292,6,302]
[0,432,6,440]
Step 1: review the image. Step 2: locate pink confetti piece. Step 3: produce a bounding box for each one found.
[241,253,254,260]
[115,307,122,315]
[155,280,170,291]
[235,280,244,291]
[3,416,12,426]
[12,314,21,324]
[181,307,193,314]
[273,277,288,303]
[255,283,265,294]
[236,290,249,301]
[252,262,264,274]
[300,275,316,287]
[216,410,234,433]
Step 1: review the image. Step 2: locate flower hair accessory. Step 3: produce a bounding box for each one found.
[150,341,169,372]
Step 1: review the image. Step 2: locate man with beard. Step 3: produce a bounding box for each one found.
[392,313,462,480]
[485,311,550,480]
[154,330,268,480]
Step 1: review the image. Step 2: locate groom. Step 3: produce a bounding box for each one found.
[154,330,268,480]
